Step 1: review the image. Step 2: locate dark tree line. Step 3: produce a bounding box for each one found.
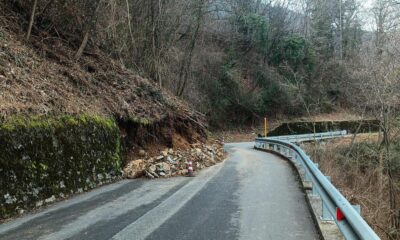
[0,0,380,127]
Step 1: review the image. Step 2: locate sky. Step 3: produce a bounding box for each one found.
[285,0,377,30]
[359,0,376,31]
[363,0,375,8]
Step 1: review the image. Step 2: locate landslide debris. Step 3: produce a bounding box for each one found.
[0,1,222,222]
[124,140,225,179]
[0,3,207,154]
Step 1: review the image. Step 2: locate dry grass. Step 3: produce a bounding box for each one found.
[302,135,397,240]
[303,110,363,122]
[327,133,380,147]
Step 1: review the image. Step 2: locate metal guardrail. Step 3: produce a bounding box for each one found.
[267,130,348,142]
[255,135,380,240]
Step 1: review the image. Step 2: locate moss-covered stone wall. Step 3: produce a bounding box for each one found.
[0,115,122,219]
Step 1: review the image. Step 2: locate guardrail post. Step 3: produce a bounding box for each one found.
[305,172,311,182]
[321,176,334,221]
[287,149,293,161]
[312,184,319,196]
[305,162,318,182]
[293,153,300,166]
[311,163,320,196]
[321,201,334,221]
[254,137,380,240]
[352,205,361,215]
[305,165,312,182]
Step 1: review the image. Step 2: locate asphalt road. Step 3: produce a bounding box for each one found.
[0,142,320,240]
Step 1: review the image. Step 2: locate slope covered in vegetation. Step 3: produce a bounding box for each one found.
[0,10,190,121]
[0,1,206,146]
[0,0,207,220]
[1,0,357,128]
[2,0,400,238]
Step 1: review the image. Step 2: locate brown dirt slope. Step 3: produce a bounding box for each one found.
[0,7,203,128]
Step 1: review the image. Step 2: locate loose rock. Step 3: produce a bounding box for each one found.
[124,140,226,179]
[45,195,56,203]
[139,149,147,157]
[124,159,145,179]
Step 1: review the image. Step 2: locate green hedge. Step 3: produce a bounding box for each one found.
[0,115,122,219]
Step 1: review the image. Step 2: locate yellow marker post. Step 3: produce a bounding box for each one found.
[264,117,268,138]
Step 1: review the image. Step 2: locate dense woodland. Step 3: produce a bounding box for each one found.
[3,0,374,125]
[3,0,400,238]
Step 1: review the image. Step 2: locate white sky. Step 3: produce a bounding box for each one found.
[286,0,377,30]
[359,0,376,31]
[363,0,375,8]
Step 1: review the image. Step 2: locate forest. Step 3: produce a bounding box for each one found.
[2,0,400,239]
[5,0,378,126]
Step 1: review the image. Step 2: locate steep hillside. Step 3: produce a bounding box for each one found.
[0,3,211,220]
[0,5,206,149]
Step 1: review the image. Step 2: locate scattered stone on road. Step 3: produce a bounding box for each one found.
[0,142,320,240]
[123,141,226,179]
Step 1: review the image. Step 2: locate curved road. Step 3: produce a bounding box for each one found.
[0,142,319,240]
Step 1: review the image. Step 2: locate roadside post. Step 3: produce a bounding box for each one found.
[264,117,268,138]
[187,161,194,177]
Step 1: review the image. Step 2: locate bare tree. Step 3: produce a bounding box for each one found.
[349,33,400,239]
[26,0,38,41]
[75,0,103,60]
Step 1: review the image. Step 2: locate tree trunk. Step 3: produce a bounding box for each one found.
[75,30,90,60]
[26,0,38,41]
[176,0,204,97]
[75,0,102,60]
[125,0,135,45]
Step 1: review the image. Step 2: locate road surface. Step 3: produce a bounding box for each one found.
[0,142,320,240]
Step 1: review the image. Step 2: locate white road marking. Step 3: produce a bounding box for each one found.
[38,179,187,240]
[112,162,225,240]
[0,180,133,234]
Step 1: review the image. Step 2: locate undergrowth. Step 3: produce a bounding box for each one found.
[304,140,400,240]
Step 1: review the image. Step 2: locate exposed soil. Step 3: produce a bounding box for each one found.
[0,4,212,222]
[0,5,207,156]
[0,6,203,124]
